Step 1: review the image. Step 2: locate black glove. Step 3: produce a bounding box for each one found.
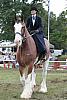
[30,29,39,35]
[34,29,39,33]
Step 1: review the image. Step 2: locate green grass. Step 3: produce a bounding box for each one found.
[0,68,67,100]
[0,68,20,83]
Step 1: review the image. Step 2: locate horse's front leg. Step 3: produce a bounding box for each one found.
[20,62,36,99]
[19,66,26,86]
[28,62,36,86]
[39,58,49,93]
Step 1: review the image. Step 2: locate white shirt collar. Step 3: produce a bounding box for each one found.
[32,14,36,18]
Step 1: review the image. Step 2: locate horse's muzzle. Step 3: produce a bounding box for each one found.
[14,39,22,47]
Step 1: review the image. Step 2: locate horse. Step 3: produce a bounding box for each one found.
[14,22,50,99]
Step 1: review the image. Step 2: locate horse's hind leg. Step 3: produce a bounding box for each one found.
[39,58,49,93]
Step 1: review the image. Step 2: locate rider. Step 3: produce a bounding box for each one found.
[26,6,46,60]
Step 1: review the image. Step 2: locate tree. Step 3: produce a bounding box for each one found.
[0,0,29,40]
[56,10,67,49]
[50,10,67,49]
[31,0,44,4]
[0,0,67,49]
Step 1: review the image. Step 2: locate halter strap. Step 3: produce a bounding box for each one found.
[15,32,22,36]
[15,31,36,43]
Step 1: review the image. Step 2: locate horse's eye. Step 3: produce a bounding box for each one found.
[22,27,25,28]
[19,40,20,42]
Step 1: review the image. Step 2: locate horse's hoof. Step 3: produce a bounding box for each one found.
[20,85,33,99]
[20,93,31,99]
[20,90,32,99]
[39,88,47,93]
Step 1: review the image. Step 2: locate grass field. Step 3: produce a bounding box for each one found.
[0,67,67,100]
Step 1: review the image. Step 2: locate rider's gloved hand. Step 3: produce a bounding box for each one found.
[35,29,39,33]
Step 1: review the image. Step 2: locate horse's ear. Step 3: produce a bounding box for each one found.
[21,14,24,22]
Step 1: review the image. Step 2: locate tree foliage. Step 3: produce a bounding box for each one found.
[0,0,67,49]
[50,10,67,49]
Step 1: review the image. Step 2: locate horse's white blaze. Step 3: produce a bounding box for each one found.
[14,34,22,46]
[39,58,49,93]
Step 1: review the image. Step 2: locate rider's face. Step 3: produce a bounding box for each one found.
[31,10,37,15]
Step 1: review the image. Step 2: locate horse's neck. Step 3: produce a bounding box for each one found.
[23,27,36,56]
[24,27,32,48]
[24,27,30,37]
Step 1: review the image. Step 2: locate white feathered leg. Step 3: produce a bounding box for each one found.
[39,58,49,93]
[31,67,36,86]
[20,73,25,86]
[20,73,34,99]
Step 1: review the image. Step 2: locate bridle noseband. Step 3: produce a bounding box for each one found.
[15,26,37,45]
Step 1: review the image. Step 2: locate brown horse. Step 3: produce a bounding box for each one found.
[14,22,50,98]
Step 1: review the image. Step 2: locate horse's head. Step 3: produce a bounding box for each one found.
[14,22,26,46]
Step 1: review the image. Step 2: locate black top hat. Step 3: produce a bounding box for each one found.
[30,6,38,12]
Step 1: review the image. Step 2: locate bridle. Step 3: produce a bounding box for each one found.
[15,27,37,44]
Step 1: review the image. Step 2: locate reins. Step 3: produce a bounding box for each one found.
[15,29,36,43]
[22,31,36,42]
[15,32,22,37]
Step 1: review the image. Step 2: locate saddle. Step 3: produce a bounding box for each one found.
[34,49,47,65]
[30,30,47,63]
